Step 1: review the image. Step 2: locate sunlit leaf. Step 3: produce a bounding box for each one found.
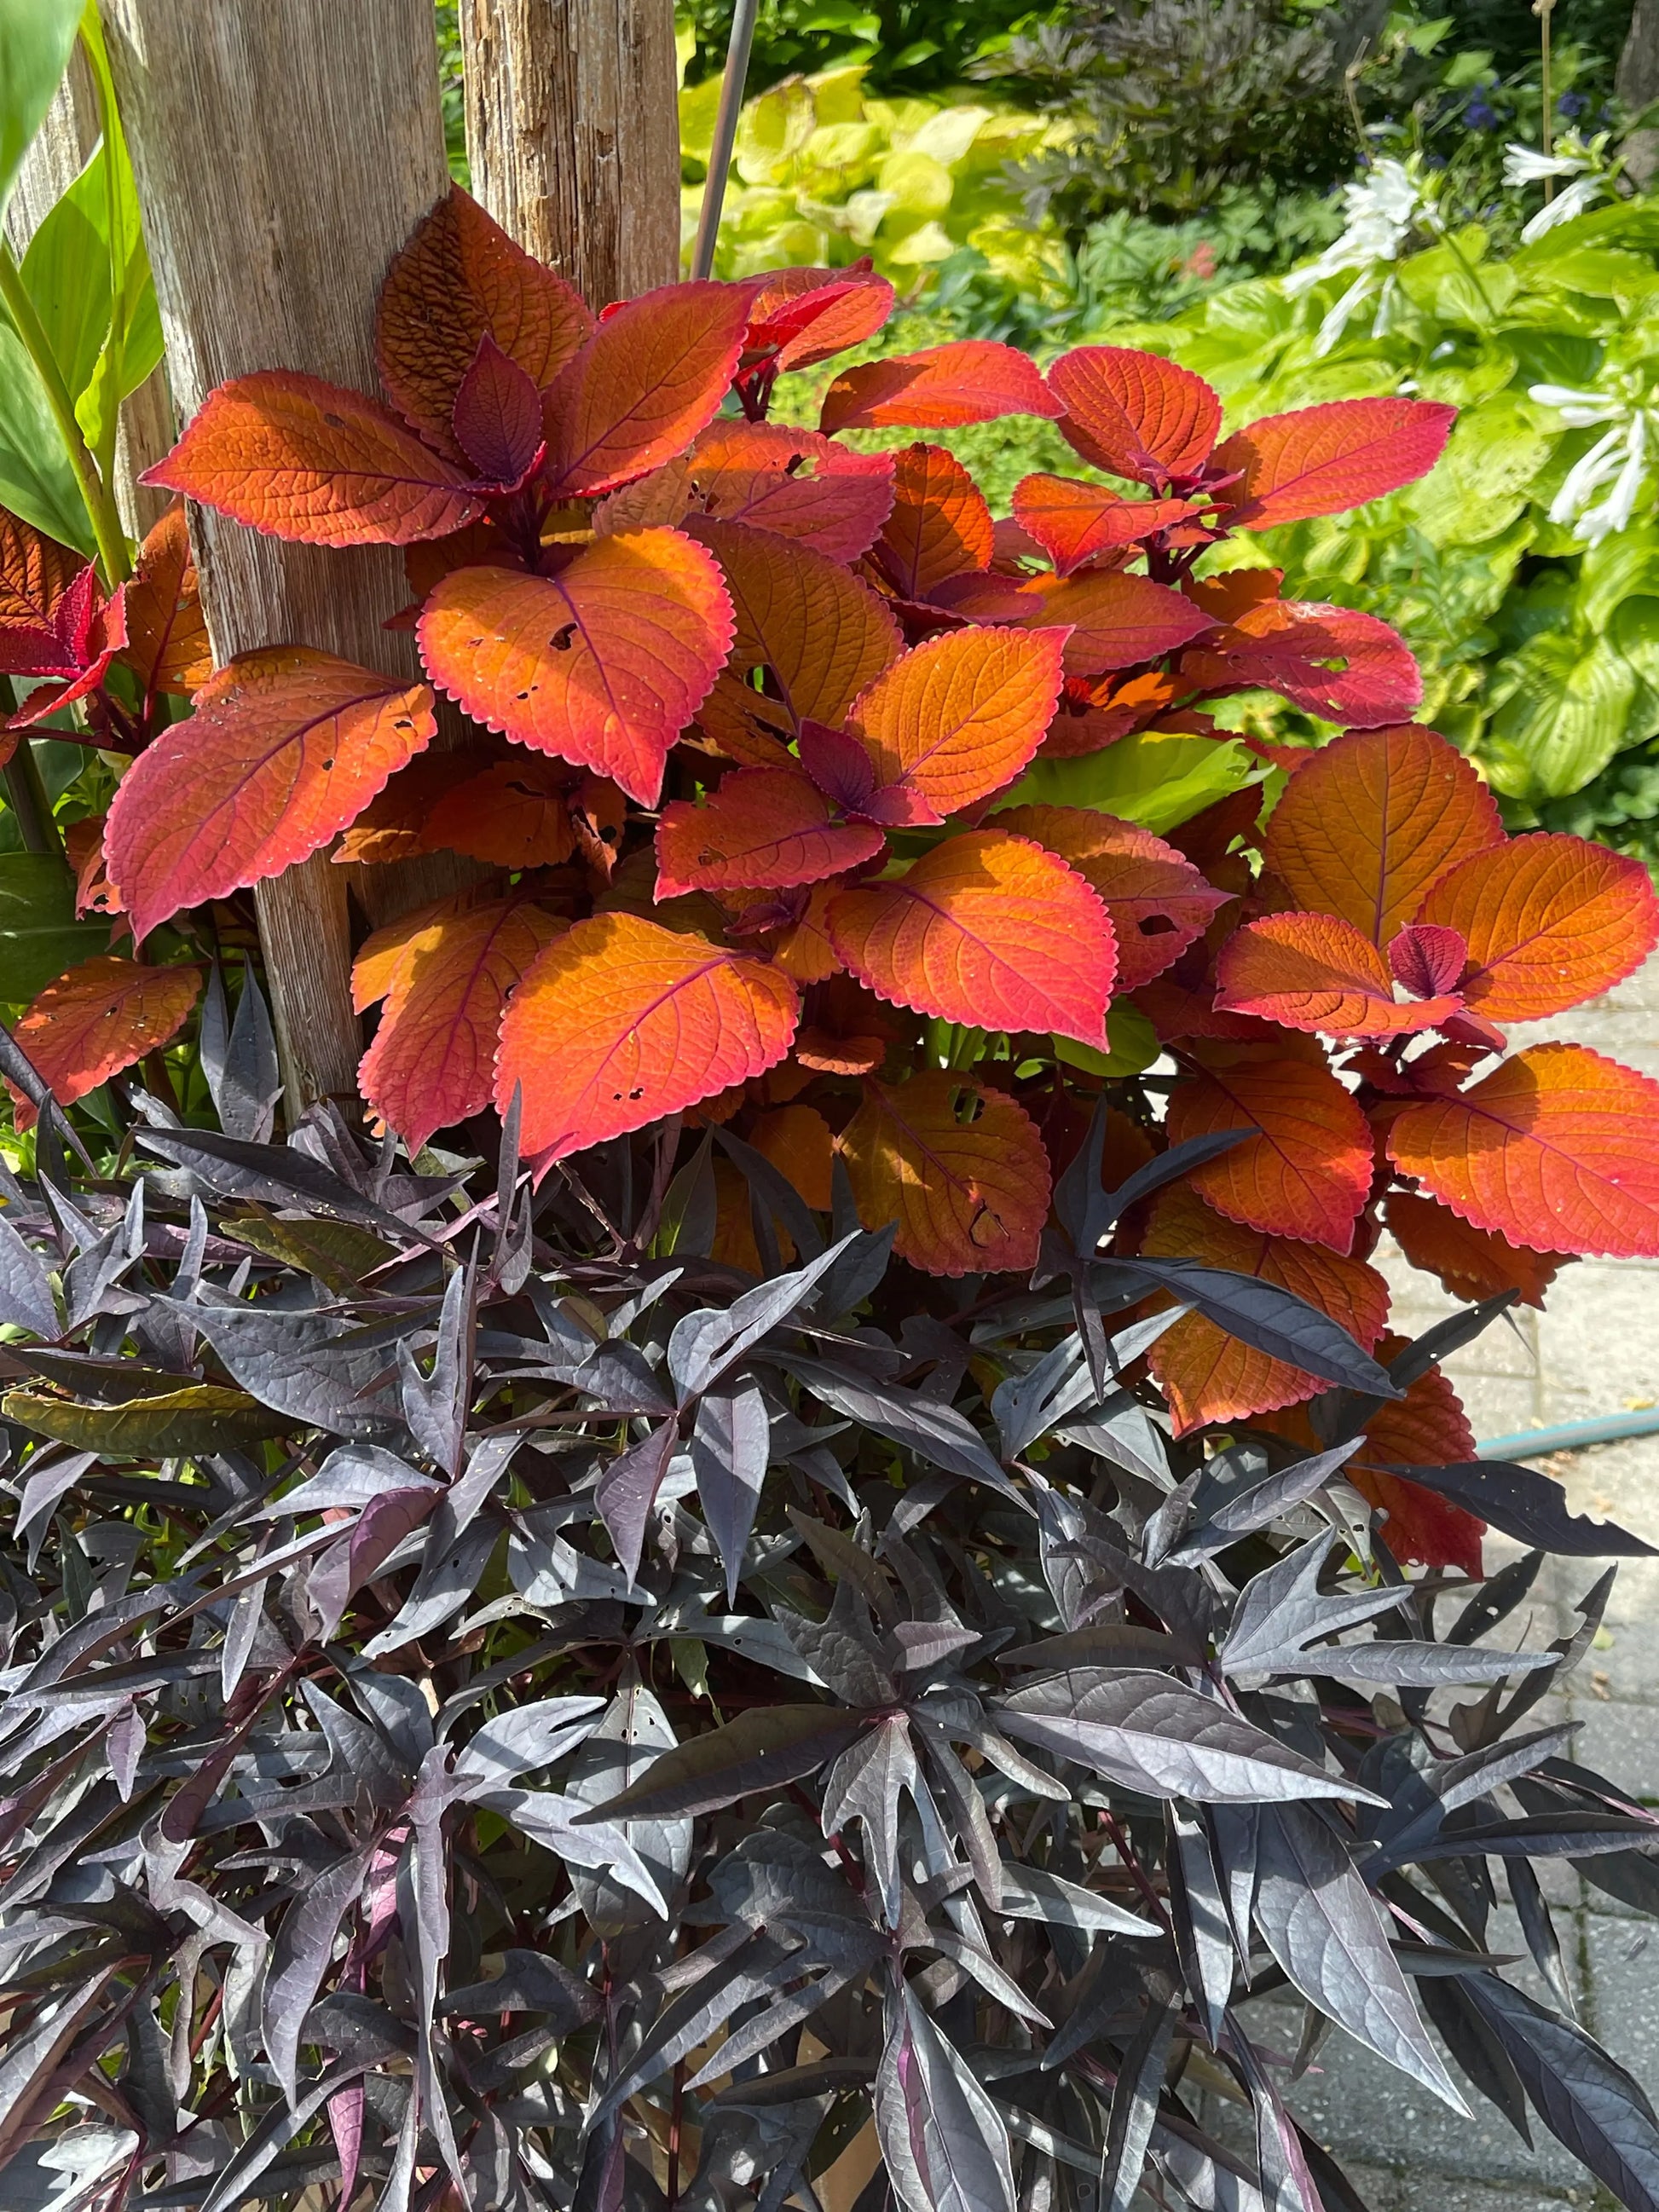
[8,955,199,1126]
[841,1072,1051,1277]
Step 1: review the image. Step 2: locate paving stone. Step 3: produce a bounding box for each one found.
[1396,2181,1583,2211]
[1559,1690,1659,1805]
[1439,1371,1544,1442]
[1583,1913,1659,2094]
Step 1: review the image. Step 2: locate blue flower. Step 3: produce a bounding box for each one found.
[1465,99,1498,128]
[1558,91,1587,118]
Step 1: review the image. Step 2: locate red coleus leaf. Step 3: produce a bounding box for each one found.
[655,765,886,896]
[416,528,733,806]
[1263,723,1504,945]
[356,895,564,1153]
[420,754,579,869]
[1388,922,1468,999]
[9,956,200,1129]
[1413,832,1659,1022]
[827,829,1115,1046]
[1019,567,1215,674]
[1350,1335,1483,1576]
[1384,1190,1566,1311]
[1215,911,1464,1036]
[1046,345,1222,487]
[1165,1038,1374,1250]
[142,373,484,546]
[373,184,593,459]
[870,442,993,599]
[818,340,1061,435]
[1,563,127,725]
[540,280,752,499]
[118,500,211,703]
[0,502,84,634]
[993,804,1230,988]
[1142,1185,1389,1433]
[494,914,800,1161]
[693,521,901,757]
[844,626,1067,819]
[1010,476,1198,576]
[841,1071,1052,1276]
[596,425,895,562]
[741,265,894,373]
[106,646,437,941]
[450,334,545,488]
[1181,598,1421,726]
[1215,397,1456,528]
[1386,1042,1659,1258]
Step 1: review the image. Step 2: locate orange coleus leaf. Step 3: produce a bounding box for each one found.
[1165,1039,1374,1250]
[772,881,845,984]
[1215,911,1464,1036]
[1386,1042,1659,1258]
[1047,345,1222,486]
[819,340,1061,435]
[840,1071,1051,1276]
[994,805,1230,989]
[1263,724,1504,946]
[416,529,732,806]
[142,373,483,546]
[1142,1185,1389,1433]
[689,423,894,560]
[1181,598,1421,727]
[9,956,200,1129]
[695,520,901,749]
[1216,397,1456,528]
[1010,476,1198,577]
[1020,567,1215,674]
[870,442,993,599]
[845,626,1067,818]
[118,500,211,702]
[357,896,563,1153]
[106,647,438,942]
[540,280,751,499]
[743,265,894,373]
[494,913,800,1160]
[1350,1335,1483,1575]
[1384,1190,1566,1310]
[827,829,1114,1046]
[1413,832,1659,1022]
[332,749,488,864]
[374,185,593,460]
[655,765,885,895]
[65,815,121,919]
[749,1102,835,1209]
[0,503,84,632]
[422,754,578,869]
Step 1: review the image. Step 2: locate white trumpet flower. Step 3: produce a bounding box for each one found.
[1529,374,1659,546]
[1502,135,1610,242]
[1284,159,1431,355]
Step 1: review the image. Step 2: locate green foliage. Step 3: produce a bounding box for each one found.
[683,61,1077,291]
[678,0,1059,97]
[0,0,80,222]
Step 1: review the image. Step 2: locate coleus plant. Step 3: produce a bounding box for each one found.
[0,1065,1657,2212]
[3,183,1659,2209]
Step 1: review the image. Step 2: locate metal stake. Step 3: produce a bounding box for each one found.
[690,0,760,280]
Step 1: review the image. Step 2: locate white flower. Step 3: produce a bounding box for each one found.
[1520,171,1605,242]
[1502,141,1586,187]
[1577,412,1649,545]
[1285,159,1424,299]
[1531,375,1658,546]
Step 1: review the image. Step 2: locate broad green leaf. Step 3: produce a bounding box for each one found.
[0,0,81,222]
[0,852,107,1003]
[1403,393,1558,548]
[1053,1001,1160,1080]
[0,321,94,552]
[995,729,1259,835]
[1484,635,1639,802]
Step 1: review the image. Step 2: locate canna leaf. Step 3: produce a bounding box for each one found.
[106,647,438,941]
[1217,396,1456,528]
[8,956,199,1126]
[416,531,733,805]
[820,339,1061,435]
[494,913,799,1162]
[827,830,1116,1047]
[1387,1043,1659,1259]
[1415,832,1659,1021]
[840,1072,1051,1278]
[374,184,592,459]
[142,372,483,544]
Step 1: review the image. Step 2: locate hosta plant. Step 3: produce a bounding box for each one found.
[5,181,1659,2209]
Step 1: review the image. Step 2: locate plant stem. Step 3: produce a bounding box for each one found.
[1537,0,1556,194]
[0,679,66,861]
[80,15,130,484]
[0,245,130,588]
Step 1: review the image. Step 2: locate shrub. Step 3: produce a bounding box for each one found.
[7,188,1659,2210]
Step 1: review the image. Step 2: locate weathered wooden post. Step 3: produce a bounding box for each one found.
[458,0,681,303]
[97,0,456,1106]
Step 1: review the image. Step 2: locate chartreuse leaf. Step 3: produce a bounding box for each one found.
[3,1383,287,1456]
[0,0,81,222]
[0,321,93,552]
[0,852,106,1005]
[1483,633,1639,803]
[997,728,1259,835]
